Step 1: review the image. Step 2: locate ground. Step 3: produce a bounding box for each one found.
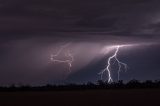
[0,89,160,106]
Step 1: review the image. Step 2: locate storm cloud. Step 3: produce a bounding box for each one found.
[0,0,159,37]
[0,0,160,85]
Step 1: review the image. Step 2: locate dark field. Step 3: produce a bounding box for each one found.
[0,89,160,106]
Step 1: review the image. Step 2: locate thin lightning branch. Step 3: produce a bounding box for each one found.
[65,50,74,72]
[50,44,74,72]
[50,43,70,59]
[99,45,127,83]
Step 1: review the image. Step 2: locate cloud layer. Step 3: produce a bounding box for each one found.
[0,0,160,85]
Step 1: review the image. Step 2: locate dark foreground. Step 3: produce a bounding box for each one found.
[0,89,160,106]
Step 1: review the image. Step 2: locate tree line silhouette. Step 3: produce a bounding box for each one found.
[1,80,160,91]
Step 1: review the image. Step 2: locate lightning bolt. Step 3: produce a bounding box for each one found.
[99,45,127,83]
[50,43,74,72]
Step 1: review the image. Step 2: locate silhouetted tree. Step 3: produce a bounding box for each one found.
[0,79,160,91]
[97,80,105,88]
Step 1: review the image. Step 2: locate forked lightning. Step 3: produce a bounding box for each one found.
[50,44,74,72]
[99,45,127,83]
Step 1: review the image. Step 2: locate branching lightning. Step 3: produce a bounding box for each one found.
[50,44,74,72]
[99,45,128,83]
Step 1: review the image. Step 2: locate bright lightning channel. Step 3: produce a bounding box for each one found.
[99,45,127,83]
[50,44,74,72]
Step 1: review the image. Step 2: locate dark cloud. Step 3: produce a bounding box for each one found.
[0,0,159,38]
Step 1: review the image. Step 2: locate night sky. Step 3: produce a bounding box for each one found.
[0,0,160,85]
